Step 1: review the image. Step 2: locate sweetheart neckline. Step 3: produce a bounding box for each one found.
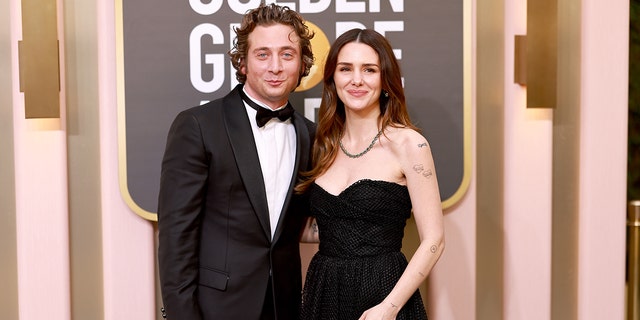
[313,179,407,197]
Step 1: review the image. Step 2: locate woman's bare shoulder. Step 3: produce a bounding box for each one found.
[383,126,429,149]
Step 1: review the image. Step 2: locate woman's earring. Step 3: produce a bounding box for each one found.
[383,91,389,97]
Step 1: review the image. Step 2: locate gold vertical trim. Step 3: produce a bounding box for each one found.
[514,35,527,85]
[64,0,106,318]
[627,201,640,319]
[525,0,557,108]
[550,0,581,318]
[19,0,60,118]
[0,0,19,317]
[477,0,506,317]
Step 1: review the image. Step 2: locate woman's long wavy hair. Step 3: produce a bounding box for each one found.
[228,2,315,87]
[296,28,418,193]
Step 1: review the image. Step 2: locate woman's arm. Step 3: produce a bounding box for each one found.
[360,130,445,320]
[299,216,320,243]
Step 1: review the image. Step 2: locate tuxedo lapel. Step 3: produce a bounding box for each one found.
[223,87,271,240]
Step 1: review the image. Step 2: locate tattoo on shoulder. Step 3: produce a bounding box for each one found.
[418,142,429,148]
[412,164,433,179]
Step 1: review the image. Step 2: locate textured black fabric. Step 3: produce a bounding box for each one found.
[300,179,428,320]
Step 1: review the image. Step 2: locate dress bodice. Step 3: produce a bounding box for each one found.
[310,179,411,258]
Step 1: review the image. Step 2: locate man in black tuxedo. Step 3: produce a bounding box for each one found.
[157,3,315,319]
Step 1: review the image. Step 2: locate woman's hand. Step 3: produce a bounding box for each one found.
[358,301,399,320]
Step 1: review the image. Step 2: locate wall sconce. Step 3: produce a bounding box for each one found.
[18,0,60,118]
[514,0,557,108]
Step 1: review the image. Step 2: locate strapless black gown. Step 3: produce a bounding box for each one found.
[300,179,428,320]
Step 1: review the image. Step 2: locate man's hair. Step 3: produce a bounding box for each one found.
[228,3,315,86]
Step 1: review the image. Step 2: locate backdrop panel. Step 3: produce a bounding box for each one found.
[116,0,470,219]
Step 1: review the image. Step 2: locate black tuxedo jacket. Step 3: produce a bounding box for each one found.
[157,85,315,320]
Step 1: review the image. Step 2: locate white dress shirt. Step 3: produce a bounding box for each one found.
[243,90,296,239]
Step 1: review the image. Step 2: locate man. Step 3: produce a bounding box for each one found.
[157,3,315,319]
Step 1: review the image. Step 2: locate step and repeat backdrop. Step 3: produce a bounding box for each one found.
[116,0,469,219]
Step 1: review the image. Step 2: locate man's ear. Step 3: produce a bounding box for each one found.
[239,60,246,75]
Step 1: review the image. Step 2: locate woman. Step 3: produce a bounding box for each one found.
[297,29,445,320]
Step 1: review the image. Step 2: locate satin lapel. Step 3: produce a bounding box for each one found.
[223,87,271,240]
[272,112,311,243]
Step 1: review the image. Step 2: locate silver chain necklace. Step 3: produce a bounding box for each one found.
[339,129,383,158]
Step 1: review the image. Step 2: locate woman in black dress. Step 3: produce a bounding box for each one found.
[296,29,445,320]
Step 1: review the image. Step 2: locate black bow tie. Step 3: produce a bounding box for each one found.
[240,90,294,127]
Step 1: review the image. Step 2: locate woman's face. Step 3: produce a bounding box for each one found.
[333,42,382,113]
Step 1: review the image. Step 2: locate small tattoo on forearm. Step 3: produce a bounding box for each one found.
[412,164,433,178]
[419,272,426,278]
[430,245,438,253]
[418,142,428,148]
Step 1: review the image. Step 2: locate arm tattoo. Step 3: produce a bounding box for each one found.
[412,164,433,179]
[312,222,318,233]
[419,272,426,278]
[430,245,438,253]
